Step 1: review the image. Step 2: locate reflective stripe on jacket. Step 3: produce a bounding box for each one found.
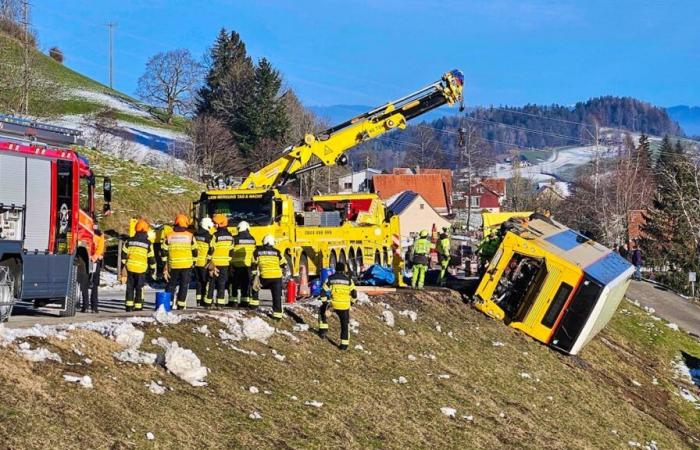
[162,228,197,269]
[123,232,155,274]
[412,237,431,265]
[194,230,212,267]
[232,231,256,268]
[253,245,286,279]
[322,273,357,310]
[210,229,234,267]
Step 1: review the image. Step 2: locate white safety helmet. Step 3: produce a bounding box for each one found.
[237,221,250,232]
[263,234,276,246]
[200,217,214,231]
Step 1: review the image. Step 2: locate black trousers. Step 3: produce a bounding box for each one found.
[87,260,101,312]
[318,302,350,347]
[78,263,90,312]
[167,268,191,307]
[207,266,229,305]
[230,266,251,304]
[125,272,146,309]
[194,266,209,304]
[261,277,283,318]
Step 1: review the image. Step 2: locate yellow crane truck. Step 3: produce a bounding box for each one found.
[192,69,465,278]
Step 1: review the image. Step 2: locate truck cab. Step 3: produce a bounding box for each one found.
[0,116,111,320]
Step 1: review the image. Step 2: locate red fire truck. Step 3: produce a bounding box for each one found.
[0,115,111,321]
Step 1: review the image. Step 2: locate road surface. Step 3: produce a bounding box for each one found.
[626,280,700,338]
[4,287,275,329]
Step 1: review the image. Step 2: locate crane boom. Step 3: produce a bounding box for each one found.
[240,69,464,189]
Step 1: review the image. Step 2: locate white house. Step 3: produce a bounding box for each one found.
[387,190,451,247]
[338,168,381,193]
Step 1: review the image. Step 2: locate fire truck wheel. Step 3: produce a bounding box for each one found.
[58,260,81,317]
[0,266,15,322]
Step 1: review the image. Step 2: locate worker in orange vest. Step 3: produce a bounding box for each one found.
[85,225,105,313]
[162,214,197,309]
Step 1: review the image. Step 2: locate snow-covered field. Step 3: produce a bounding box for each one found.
[68,89,151,118]
[484,144,614,182]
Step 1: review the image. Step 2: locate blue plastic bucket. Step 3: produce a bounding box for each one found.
[155,291,172,311]
[320,268,334,284]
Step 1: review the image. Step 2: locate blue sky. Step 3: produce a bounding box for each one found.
[32,0,700,108]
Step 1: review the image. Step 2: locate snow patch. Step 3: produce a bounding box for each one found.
[492,341,505,347]
[114,348,158,365]
[249,411,262,420]
[304,400,323,408]
[440,407,457,418]
[146,432,155,441]
[243,317,275,343]
[154,305,182,325]
[381,310,395,328]
[18,346,62,363]
[392,376,408,384]
[112,322,144,349]
[399,310,418,322]
[63,374,93,389]
[162,341,208,387]
[665,322,680,331]
[149,381,166,395]
[292,323,310,332]
[249,386,259,394]
[355,291,370,305]
[679,388,697,403]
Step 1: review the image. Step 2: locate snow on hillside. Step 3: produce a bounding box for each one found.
[48,114,187,169]
[68,89,151,118]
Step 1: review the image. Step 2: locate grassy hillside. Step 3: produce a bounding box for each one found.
[80,147,203,234]
[0,33,185,131]
[0,290,697,449]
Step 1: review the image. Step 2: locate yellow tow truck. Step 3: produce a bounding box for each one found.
[192,69,464,277]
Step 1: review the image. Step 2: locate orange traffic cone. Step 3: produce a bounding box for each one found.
[298,264,310,298]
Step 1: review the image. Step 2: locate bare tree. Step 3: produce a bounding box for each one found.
[402,126,444,169]
[178,115,244,181]
[137,49,203,124]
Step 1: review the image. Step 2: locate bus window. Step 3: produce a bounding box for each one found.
[542,283,573,328]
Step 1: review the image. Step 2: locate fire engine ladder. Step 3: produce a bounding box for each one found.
[0,115,85,147]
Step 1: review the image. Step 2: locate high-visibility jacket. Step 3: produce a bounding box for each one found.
[253,245,286,279]
[232,230,256,268]
[194,228,212,268]
[412,237,431,265]
[162,227,197,269]
[209,228,234,267]
[123,232,156,274]
[322,272,357,310]
[92,233,105,262]
[437,234,450,257]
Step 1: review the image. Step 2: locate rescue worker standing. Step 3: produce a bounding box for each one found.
[86,225,105,313]
[194,217,214,307]
[122,219,156,311]
[411,230,431,289]
[318,262,357,350]
[437,227,451,286]
[230,221,257,307]
[252,235,286,320]
[206,214,234,308]
[162,214,197,310]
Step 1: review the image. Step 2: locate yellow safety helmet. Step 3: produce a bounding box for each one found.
[419,230,429,238]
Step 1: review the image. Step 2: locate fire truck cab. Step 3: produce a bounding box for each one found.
[0,116,111,320]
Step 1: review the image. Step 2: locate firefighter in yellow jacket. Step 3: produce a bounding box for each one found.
[252,234,286,319]
[318,262,357,350]
[230,221,257,307]
[194,217,214,307]
[411,230,431,289]
[122,219,156,312]
[162,214,197,309]
[206,214,234,308]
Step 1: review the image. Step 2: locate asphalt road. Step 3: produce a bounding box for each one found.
[4,287,275,329]
[626,280,700,338]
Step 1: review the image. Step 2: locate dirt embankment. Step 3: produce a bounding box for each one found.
[0,289,698,449]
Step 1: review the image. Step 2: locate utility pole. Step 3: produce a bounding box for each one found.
[107,22,116,89]
[21,0,29,116]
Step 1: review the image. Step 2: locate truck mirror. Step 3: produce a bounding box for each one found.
[103,177,112,213]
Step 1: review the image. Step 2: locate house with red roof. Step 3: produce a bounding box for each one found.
[372,168,453,215]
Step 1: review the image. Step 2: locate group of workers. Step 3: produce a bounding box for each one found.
[408,227,451,289]
[120,214,286,320]
[119,214,453,350]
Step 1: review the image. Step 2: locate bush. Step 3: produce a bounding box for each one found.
[0,17,36,47]
[48,46,63,63]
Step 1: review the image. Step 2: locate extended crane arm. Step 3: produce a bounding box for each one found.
[240,69,464,189]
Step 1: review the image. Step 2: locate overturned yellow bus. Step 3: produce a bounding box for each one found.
[473,215,634,355]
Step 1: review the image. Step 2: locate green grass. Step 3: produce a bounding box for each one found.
[0,32,186,132]
[79,147,203,234]
[0,290,697,449]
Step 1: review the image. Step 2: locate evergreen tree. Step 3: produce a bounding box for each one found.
[239,58,290,156]
[636,133,653,169]
[654,135,674,170]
